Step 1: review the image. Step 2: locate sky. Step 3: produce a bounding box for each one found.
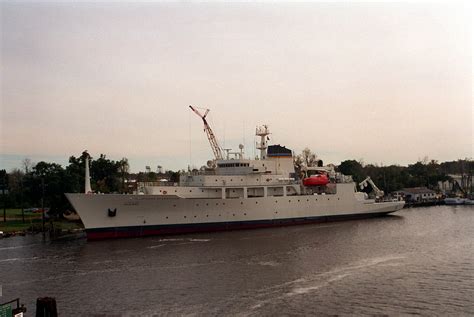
[1,1,472,173]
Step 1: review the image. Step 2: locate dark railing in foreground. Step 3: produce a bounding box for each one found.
[1,297,58,317]
[0,298,27,316]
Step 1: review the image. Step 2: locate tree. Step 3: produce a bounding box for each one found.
[337,160,366,183]
[23,162,73,216]
[22,158,33,174]
[364,164,407,193]
[90,154,121,193]
[66,151,91,193]
[7,169,25,218]
[1,169,8,222]
[118,158,130,193]
[294,148,319,177]
[166,170,180,183]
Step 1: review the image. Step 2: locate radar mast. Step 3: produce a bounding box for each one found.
[256,125,270,160]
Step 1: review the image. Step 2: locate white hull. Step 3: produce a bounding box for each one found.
[66,183,404,239]
[444,198,467,205]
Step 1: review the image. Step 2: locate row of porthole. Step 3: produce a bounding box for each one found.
[193,203,227,207]
[161,189,179,193]
[171,187,297,193]
[164,213,249,220]
[181,188,290,194]
[173,211,249,217]
[165,200,340,219]
[172,197,339,208]
[215,179,259,182]
[165,205,368,219]
[186,189,243,193]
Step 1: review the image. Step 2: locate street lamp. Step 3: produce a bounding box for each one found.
[41,176,45,235]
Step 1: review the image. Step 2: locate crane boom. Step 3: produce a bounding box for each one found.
[359,176,385,198]
[189,105,223,160]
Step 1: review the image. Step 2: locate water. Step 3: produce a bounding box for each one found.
[1,205,473,316]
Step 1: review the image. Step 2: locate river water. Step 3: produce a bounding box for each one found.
[1,205,473,316]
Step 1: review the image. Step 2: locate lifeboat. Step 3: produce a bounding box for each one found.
[303,174,329,186]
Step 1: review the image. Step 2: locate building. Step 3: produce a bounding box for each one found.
[394,187,437,203]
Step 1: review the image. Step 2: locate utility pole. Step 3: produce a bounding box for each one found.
[2,185,5,223]
[41,177,45,235]
[20,178,25,223]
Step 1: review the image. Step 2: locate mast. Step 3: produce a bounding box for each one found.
[189,106,223,160]
[256,125,270,160]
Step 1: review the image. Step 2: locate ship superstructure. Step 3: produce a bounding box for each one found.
[141,125,299,199]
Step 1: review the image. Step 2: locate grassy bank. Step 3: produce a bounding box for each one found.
[2,208,42,220]
[0,209,84,234]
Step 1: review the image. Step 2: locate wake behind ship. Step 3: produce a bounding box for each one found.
[66,109,404,240]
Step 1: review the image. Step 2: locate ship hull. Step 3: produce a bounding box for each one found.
[85,211,395,240]
[66,185,404,240]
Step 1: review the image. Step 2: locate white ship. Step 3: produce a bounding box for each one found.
[66,107,404,240]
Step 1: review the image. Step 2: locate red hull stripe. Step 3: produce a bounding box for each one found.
[86,212,393,240]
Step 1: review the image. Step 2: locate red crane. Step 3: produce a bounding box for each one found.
[189,105,223,160]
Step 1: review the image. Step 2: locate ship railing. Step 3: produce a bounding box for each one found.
[183,170,217,176]
[139,181,178,187]
[1,298,26,315]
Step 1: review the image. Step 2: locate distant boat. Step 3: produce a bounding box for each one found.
[444,197,472,205]
[63,210,81,221]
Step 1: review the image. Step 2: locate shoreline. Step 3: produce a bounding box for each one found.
[0,209,84,238]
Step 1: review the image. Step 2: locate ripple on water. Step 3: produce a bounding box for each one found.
[1,206,473,316]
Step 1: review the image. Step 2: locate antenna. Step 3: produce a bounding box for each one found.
[243,120,246,158]
[223,148,232,160]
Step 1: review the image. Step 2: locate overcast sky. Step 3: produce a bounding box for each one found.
[1,1,472,173]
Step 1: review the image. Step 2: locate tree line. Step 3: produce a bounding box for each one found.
[337,158,473,193]
[0,152,122,216]
[0,152,176,217]
[295,149,473,194]
[1,150,472,217]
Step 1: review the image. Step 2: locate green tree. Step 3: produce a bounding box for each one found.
[337,160,366,183]
[23,162,74,216]
[66,151,91,193]
[294,148,319,177]
[118,158,130,193]
[7,169,25,209]
[166,170,180,183]
[1,169,8,221]
[90,154,121,193]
